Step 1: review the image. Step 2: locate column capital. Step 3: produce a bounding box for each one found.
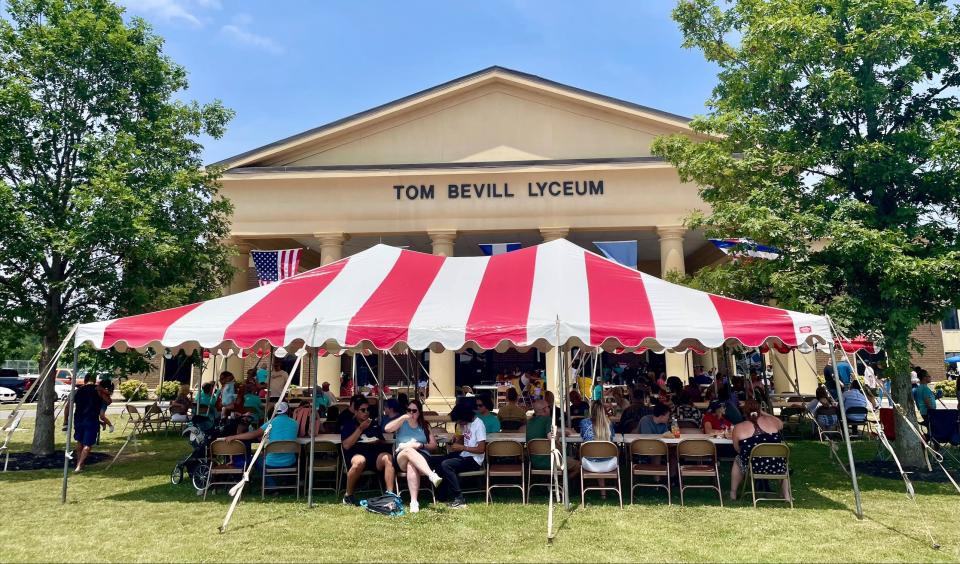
[539,227,570,242]
[227,237,254,254]
[656,225,687,240]
[312,232,350,247]
[427,229,458,245]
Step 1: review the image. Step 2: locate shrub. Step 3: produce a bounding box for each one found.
[119,379,149,401]
[156,381,180,401]
[934,379,956,398]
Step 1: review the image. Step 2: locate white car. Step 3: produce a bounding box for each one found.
[54,382,72,401]
[0,386,16,403]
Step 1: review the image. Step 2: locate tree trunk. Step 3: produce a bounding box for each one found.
[887,346,926,469]
[30,325,61,456]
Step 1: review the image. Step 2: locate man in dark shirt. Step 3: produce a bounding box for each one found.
[71,373,103,472]
[618,389,651,434]
[340,395,394,506]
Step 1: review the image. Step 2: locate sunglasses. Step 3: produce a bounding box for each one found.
[407,408,419,413]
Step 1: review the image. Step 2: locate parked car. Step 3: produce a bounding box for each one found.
[0,369,29,398]
[0,386,16,403]
[54,381,72,401]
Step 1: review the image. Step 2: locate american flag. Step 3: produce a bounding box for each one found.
[251,249,302,286]
[478,242,522,256]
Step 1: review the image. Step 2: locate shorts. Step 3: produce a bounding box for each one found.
[348,450,387,471]
[73,421,99,447]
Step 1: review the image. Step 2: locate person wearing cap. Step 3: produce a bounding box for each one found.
[223,401,300,476]
[702,400,732,435]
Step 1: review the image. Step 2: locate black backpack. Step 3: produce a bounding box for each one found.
[360,492,404,516]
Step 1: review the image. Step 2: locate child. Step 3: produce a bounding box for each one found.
[97,379,114,433]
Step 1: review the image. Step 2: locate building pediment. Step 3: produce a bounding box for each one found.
[213,66,702,171]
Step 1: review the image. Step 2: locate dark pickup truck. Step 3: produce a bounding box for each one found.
[0,368,32,398]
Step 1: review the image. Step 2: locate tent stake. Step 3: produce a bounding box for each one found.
[829,340,864,519]
[60,346,79,504]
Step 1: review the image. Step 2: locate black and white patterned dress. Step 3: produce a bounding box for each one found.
[736,422,786,475]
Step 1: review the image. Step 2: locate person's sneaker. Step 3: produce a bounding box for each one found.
[429,472,443,488]
[447,496,467,509]
[409,501,419,513]
[342,494,360,506]
[108,423,115,433]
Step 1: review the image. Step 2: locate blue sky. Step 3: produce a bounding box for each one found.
[116,0,720,164]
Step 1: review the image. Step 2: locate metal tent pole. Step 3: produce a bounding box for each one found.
[307,348,319,507]
[60,347,79,504]
[829,341,864,519]
[559,346,570,509]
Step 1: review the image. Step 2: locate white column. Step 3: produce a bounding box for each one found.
[427,230,457,412]
[540,227,569,393]
[657,226,692,378]
[314,232,349,396]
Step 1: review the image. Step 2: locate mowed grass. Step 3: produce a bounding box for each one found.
[1,413,959,563]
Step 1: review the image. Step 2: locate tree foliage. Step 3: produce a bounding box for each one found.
[653,0,960,466]
[0,0,235,454]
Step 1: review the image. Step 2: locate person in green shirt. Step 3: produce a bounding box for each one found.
[525,400,580,475]
[197,382,218,418]
[474,394,501,433]
[912,370,937,436]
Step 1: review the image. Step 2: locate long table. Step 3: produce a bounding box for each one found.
[294,431,731,446]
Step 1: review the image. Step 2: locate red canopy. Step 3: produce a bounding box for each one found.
[75,239,833,353]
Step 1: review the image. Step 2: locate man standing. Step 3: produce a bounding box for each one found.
[340,395,394,506]
[835,357,854,391]
[269,358,289,401]
[71,373,103,472]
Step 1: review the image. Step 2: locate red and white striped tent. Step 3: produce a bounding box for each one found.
[75,239,832,353]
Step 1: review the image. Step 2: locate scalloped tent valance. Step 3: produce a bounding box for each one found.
[75,239,832,354]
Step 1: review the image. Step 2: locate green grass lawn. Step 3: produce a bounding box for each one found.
[1,414,959,563]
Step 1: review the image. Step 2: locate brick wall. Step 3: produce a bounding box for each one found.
[814,323,946,381]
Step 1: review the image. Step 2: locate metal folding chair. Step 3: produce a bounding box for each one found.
[629,438,670,504]
[677,439,722,507]
[485,440,525,504]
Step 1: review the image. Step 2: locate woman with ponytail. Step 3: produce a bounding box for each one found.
[729,400,789,502]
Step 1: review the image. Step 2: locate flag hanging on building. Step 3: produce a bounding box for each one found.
[709,238,780,260]
[593,240,638,269]
[251,249,303,286]
[478,242,522,256]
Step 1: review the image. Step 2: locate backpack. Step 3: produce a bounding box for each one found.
[360,492,405,517]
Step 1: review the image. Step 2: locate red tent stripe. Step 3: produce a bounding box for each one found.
[584,252,656,347]
[464,246,538,348]
[345,250,446,348]
[222,259,349,348]
[101,303,203,349]
[708,295,798,347]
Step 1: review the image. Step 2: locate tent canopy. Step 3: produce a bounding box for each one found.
[75,239,832,354]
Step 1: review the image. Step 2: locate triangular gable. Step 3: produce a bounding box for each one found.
[211,66,698,170]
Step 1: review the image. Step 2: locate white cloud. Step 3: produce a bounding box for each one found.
[220,20,283,55]
[117,0,220,27]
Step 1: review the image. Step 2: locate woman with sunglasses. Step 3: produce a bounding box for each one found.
[384,398,442,513]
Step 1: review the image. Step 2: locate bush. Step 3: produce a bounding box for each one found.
[119,379,149,401]
[156,381,180,401]
[934,379,956,398]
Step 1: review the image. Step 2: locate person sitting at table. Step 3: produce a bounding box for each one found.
[692,365,713,387]
[841,379,870,424]
[579,400,618,498]
[526,399,581,479]
[569,389,588,418]
[498,388,527,430]
[702,400,732,435]
[804,386,838,430]
[618,388,650,434]
[671,391,703,428]
[750,370,773,413]
[729,400,789,502]
[313,381,336,415]
[384,398,442,513]
[719,386,744,425]
[198,382,217,418]
[337,394,365,431]
[638,404,672,435]
[610,387,630,417]
[216,371,238,419]
[437,398,489,509]
[239,378,265,430]
[222,401,300,483]
[340,374,355,398]
[684,380,704,402]
[381,398,402,428]
[475,393,501,433]
[169,384,192,423]
[340,395,395,506]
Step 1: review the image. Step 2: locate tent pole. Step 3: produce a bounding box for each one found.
[791,349,802,394]
[352,353,358,395]
[829,341,863,519]
[377,351,385,422]
[559,347,570,509]
[60,346,79,504]
[307,348,319,507]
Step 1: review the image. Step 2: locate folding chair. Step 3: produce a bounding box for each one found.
[678,419,700,430]
[579,440,622,508]
[928,409,960,447]
[308,440,341,496]
[2,412,25,472]
[485,440,525,504]
[122,404,151,435]
[742,442,792,508]
[526,438,563,500]
[261,440,301,499]
[340,448,384,497]
[778,406,806,439]
[143,403,170,433]
[203,439,247,500]
[813,405,841,442]
[629,438,670,504]
[676,439,722,507]
[845,406,869,438]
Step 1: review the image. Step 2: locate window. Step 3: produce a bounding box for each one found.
[943,309,960,331]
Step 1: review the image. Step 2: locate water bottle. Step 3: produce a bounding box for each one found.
[671,416,680,438]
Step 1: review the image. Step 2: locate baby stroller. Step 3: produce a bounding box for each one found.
[170,414,240,492]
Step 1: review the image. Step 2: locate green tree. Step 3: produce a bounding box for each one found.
[654,0,960,467]
[0,0,235,455]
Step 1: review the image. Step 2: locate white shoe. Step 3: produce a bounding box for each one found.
[108,424,115,433]
[410,501,419,513]
[429,472,442,488]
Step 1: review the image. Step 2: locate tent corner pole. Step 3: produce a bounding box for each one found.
[307,347,319,507]
[559,347,570,510]
[829,341,864,519]
[60,345,80,504]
